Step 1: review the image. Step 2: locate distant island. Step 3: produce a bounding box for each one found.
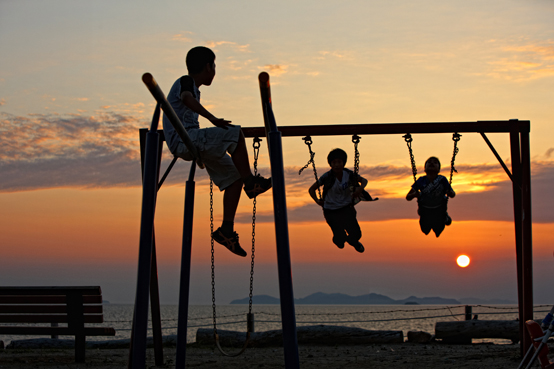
[230,292,515,305]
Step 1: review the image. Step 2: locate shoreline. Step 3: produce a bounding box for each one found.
[0,341,538,368]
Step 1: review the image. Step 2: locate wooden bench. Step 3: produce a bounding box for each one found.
[0,286,116,363]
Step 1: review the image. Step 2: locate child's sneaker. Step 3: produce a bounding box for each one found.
[244,175,272,199]
[212,227,247,257]
[445,214,452,226]
[333,241,345,249]
[349,241,365,253]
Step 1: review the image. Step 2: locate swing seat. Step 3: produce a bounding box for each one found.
[352,188,378,205]
[525,320,554,369]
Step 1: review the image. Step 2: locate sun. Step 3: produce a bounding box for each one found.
[456,255,470,268]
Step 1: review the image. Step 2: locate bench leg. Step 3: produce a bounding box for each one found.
[75,334,86,363]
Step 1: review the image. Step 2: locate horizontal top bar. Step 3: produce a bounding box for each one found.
[242,120,529,138]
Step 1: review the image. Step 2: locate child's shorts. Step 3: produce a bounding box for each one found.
[174,126,242,191]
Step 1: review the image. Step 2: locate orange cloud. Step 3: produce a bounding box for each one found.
[260,64,288,76]
[172,32,193,42]
[204,40,250,53]
[487,40,554,81]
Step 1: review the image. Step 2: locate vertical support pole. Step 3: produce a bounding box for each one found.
[509,122,525,355]
[149,134,165,366]
[149,234,164,366]
[259,72,300,369]
[129,105,161,369]
[67,291,86,363]
[520,129,533,352]
[465,306,472,321]
[50,322,58,339]
[175,162,197,369]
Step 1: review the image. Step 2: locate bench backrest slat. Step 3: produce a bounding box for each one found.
[0,305,103,314]
[0,286,101,296]
[0,295,103,304]
[0,315,104,323]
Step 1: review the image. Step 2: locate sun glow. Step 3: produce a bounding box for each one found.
[456,255,471,268]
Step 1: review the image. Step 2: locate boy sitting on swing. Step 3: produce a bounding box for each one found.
[163,46,272,257]
[406,156,456,237]
[308,148,372,253]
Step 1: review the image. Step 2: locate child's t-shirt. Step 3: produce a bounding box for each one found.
[412,175,452,208]
[318,170,353,210]
[163,75,201,154]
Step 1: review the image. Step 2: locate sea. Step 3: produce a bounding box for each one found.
[2,304,550,346]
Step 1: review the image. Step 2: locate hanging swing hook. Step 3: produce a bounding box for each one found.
[299,136,316,175]
[403,133,417,183]
[299,135,322,200]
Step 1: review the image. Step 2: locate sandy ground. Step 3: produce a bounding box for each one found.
[1,342,549,369]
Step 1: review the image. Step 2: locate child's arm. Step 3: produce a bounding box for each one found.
[352,176,368,198]
[180,91,232,128]
[406,187,419,201]
[441,177,456,198]
[308,181,324,207]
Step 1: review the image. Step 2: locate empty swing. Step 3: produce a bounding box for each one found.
[404,133,461,237]
[210,137,261,357]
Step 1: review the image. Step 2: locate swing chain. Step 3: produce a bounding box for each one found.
[210,180,217,336]
[210,139,260,357]
[299,136,322,200]
[249,138,262,313]
[403,133,417,183]
[449,132,462,184]
[352,134,361,177]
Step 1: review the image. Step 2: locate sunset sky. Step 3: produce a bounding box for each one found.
[1,0,553,305]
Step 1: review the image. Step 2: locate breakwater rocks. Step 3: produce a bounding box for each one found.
[5,320,521,350]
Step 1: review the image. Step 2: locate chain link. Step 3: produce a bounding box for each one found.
[449,133,461,185]
[210,180,217,336]
[298,136,322,200]
[403,133,418,183]
[352,134,361,177]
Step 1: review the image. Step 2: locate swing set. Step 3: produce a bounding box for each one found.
[129,72,533,369]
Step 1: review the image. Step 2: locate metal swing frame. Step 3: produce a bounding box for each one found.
[130,72,533,369]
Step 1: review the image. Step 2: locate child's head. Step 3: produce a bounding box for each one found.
[186,46,216,75]
[424,156,441,173]
[327,148,347,168]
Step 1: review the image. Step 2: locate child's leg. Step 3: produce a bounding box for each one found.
[431,204,448,237]
[210,179,247,257]
[230,131,253,180]
[343,207,364,253]
[343,207,362,244]
[432,222,446,237]
[418,208,433,235]
[229,130,272,199]
[323,209,347,249]
[223,179,242,222]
